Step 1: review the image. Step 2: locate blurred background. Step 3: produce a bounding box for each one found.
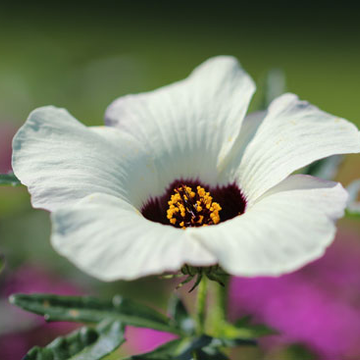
[0,2,360,359]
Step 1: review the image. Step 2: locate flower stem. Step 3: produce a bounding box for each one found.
[195,276,208,335]
[211,280,227,336]
[209,279,228,337]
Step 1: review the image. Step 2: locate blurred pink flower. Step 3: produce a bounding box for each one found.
[124,326,177,354]
[0,123,16,173]
[228,230,360,360]
[0,264,83,360]
[3,264,81,297]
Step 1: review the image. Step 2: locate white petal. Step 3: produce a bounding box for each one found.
[105,56,255,190]
[226,93,360,204]
[188,175,348,277]
[12,106,158,211]
[51,193,216,281]
[217,110,266,176]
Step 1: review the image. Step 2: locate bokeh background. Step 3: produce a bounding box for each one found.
[1,2,360,359]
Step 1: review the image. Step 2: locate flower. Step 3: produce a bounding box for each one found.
[12,56,360,281]
[228,230,360,360]
[124,326,177,354]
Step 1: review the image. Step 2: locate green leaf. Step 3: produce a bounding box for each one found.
[211,317,273,344]
[0,173,21,186]
[302,155,343,180]
[24,320,125,360]
[167,295,195,335]
[10,293,181,334]
[231,316,276,338]
[345,209,360,219]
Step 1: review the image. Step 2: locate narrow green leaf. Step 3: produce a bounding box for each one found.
[10,293,181,334]
[0,173,21,186]
[167,295,195,335]
[231,316,276,338]
[24,320,125,360]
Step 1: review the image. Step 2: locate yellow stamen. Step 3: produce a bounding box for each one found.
[167,184,222,228]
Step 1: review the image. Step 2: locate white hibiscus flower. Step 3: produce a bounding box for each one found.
[12,56,360,281]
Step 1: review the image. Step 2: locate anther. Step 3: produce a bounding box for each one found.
[167,185,222,229]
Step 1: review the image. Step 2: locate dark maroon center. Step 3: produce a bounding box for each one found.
[141,178,247,226]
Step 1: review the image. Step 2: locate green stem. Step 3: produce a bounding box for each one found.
[195,276,207,335]
[210,277,228,337]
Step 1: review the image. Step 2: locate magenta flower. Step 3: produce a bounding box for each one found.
[0,265,82,360]
[124,326,178,354]
[228,230,360,359]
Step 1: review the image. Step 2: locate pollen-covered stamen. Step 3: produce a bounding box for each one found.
[167,185,222,229]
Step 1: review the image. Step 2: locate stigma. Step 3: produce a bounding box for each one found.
[167,185,222,229]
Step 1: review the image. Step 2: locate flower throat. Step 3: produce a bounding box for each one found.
[141,179,247,227]
[167,185,222,229]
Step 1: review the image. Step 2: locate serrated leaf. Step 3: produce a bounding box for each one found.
[10,293,181,334]
[303,155,344,180]
[24,320,125,360]
[167,295,194,335]
[0,173,21,186]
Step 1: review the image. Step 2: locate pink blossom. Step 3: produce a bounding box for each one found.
[124,326,177,354]
[0,265,83,359]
